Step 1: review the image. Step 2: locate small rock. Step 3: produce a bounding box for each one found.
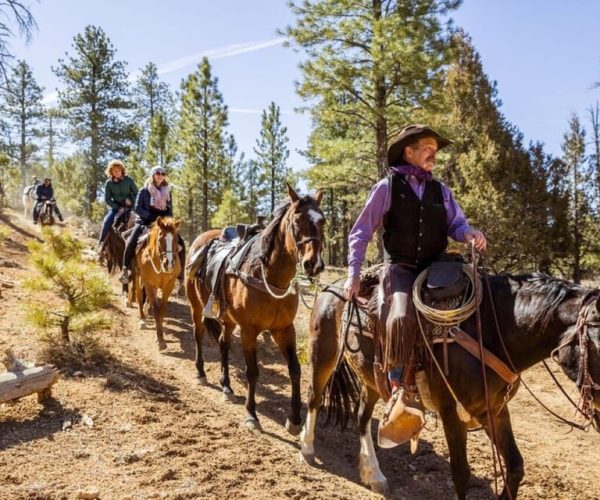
[77,487,100,499]
[81,415,94,428]
[73,371,84,377]
[62,420,72,431]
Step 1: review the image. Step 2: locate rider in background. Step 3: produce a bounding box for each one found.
[120,166,185,284]
[98,159,138,252]
[33,177,64,224]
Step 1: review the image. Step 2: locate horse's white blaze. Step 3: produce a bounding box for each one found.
[308,208,324,226]
[165,232,174,268]
[300,408,317,457]
[359,422,387,486]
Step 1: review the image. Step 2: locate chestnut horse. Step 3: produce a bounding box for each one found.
[132,216,181,350]
[300,273,600,498]
[185,186,325,433]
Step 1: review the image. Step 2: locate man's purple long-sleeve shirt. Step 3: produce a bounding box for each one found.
[347,166,472,279]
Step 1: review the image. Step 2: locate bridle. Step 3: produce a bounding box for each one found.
[258,203,324,300]
[285,204,324,263]
[550,293,600,422]
[148,229,178,275]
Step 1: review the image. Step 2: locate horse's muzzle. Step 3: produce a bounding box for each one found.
[303,256,324,277]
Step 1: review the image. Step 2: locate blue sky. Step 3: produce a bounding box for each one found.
[9,1,600,171]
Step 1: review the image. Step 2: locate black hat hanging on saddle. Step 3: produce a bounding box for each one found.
[387,124,453,167]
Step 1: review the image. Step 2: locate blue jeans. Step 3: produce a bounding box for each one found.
[99,208,119,244]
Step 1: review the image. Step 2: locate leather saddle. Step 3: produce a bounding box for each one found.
[113,208,134,234]
[134,226,150,255]
[188,222,264,319]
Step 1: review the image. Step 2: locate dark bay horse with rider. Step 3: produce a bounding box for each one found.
[300,125,599,498]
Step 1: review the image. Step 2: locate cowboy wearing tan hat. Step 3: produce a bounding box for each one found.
[343,124,486,448]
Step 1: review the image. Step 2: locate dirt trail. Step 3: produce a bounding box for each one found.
[0,209,599,499]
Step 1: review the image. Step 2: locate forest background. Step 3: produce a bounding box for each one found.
[1,0,599,281]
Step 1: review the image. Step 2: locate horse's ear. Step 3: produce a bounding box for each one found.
[314,189,323,206]
[174,218,181,231]
[287,183,299,203]
[156,216,164,229]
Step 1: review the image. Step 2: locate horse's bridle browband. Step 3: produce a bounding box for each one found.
[551,292,600,421]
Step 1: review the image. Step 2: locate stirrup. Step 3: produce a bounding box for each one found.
[119,269,130,284]
[202,294,219,319]
[377,387,425,449]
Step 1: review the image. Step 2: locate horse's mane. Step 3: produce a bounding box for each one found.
[246,195,321,267]
[514,273,589,331]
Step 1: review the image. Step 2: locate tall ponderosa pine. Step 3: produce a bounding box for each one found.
[145,109,174,169]
[175,57,228,238]
[253,102,291,215]
[3,60,44,183]
[434,31,553,273]
[44,107,61,168]
[286,0,460,179]
[132,62,173,160]
[561,114,591,282]
[53,25,132,211]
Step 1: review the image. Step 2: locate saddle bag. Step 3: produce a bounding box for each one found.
[426,261,467,300]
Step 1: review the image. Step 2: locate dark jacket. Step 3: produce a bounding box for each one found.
[104,176,138,209]
[134,185,172,225]
[36,183,54,201]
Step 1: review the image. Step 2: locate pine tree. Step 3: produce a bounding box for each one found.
[144,109,174,169]
[44,106,62,168]
[434,30,554,272]
[132,62,173,158]
[286,0,460,180]
[253,102,291,214]
[175,57,229,238]
[24,228,111,345]
[0,1,36,83]
[561,114,591,282]
[3,60,44,184]
[53,25,132,212]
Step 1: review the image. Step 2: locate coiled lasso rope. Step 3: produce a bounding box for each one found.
[412,263,483,326]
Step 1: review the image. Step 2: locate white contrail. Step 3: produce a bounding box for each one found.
[43,37,288,104]
[156,37,287,75]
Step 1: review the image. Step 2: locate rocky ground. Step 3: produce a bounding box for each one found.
[0,208,599,499]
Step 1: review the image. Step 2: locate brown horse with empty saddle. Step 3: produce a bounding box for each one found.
[300,271,600,499]
[185,186,325,433]
[131,216,181,350]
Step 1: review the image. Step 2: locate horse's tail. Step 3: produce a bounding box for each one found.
[203,317,222,344]
[320,359,362,430]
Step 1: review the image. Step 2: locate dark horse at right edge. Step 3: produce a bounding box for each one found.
[300,272,600,499]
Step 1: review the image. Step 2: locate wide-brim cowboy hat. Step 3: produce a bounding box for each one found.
[387,124,453,167]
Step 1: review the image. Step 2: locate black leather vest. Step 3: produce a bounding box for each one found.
[382,173,448,268]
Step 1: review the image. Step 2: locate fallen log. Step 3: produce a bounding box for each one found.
[0,349,59,404]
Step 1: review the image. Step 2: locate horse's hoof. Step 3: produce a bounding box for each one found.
[370,480,389,496]
[285,418,303,436]
[222,388,235,402]
[243,416,261,431]
[139,320,147,329]
[157,340,167,351]
[298,449,315,466]
[196,376,208,386]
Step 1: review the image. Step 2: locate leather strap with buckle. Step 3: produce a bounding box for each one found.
[449,326,519,385]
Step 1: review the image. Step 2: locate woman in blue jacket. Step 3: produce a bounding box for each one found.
[120,167,185,284]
